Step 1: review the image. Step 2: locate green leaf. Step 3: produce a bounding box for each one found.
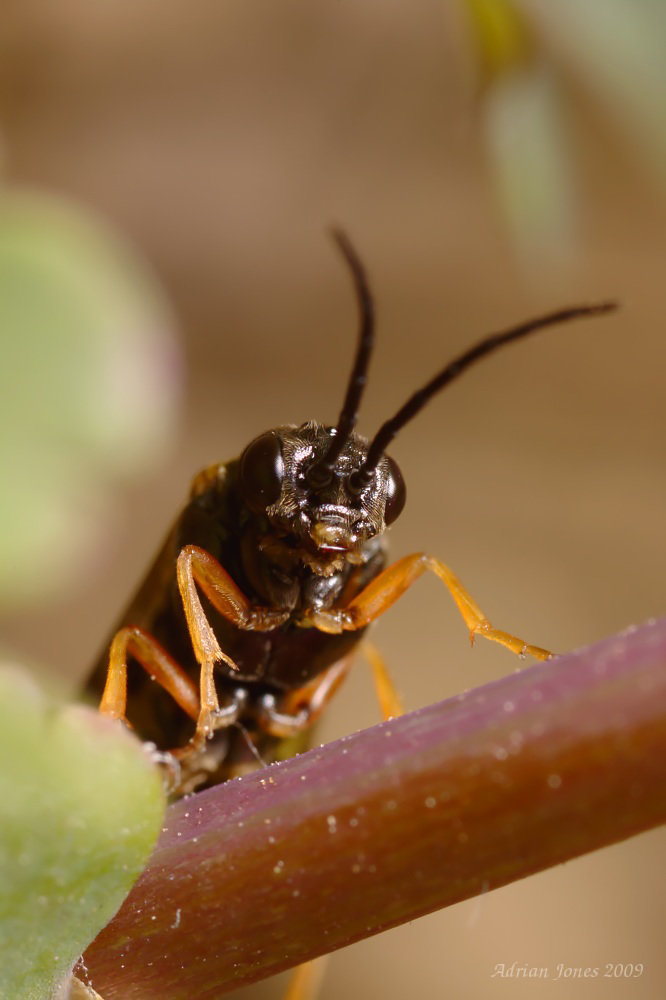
[0,666,165,1000]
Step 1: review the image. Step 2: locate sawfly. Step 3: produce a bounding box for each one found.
[86,231,614,797]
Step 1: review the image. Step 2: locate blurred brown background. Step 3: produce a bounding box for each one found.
[1,2,665,998]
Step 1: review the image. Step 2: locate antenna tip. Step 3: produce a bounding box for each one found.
[584,300,619,316]
[329,226,357,260]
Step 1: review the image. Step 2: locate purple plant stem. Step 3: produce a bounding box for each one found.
[84,618,666,999]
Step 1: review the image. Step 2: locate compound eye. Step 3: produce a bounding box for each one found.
[383,455,406,525]
[239,431,284,512]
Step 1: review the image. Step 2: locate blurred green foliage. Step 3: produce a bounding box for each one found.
[0,666,165,1000]
[0,190,181,608]
[463,0,666,266]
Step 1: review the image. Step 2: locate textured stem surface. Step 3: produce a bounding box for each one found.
[84,619,666,999]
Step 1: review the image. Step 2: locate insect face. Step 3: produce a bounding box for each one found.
[239,421,405,576]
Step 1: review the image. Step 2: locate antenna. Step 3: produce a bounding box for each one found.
[353,301,618,485]
[307,229,375,487]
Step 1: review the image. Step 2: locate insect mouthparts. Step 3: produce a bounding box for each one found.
[311,521,351,551]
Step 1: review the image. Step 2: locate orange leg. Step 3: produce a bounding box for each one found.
[307,552,552,660]
[176,545,290,638]
[99,626,200,725]
[284,957,329,1000]
[361,641,405,720]
[257,658,354,739]
[256,643,403,733]
[99,545,292,756]
[175,544,291,740]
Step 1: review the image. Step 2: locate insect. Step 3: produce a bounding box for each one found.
[86,231,614,796]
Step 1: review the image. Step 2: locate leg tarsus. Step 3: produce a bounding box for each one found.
[425,556,552,659]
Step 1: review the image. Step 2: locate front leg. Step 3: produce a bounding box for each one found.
[176,545,290,739]
[304,552,552,660]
